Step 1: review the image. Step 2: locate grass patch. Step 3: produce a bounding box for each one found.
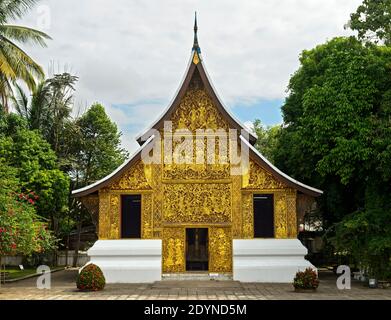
[3,268,37,280]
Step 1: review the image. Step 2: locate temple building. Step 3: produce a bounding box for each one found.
[72,16,322,283]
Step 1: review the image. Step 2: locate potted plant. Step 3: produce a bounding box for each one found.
[293,268,319,292]
[76,263,105,291]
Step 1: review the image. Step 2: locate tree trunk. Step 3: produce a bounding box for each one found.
[72,220,82,268]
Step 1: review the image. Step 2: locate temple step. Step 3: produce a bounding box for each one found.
[162,273,233,281]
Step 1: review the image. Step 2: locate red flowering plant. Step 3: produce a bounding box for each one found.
[293,268,320,290]
[0,170,56,266]
[76,263,106,291]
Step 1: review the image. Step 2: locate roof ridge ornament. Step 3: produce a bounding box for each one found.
[192,11,201,54]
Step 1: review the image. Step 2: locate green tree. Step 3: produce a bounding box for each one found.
[12,72,79,167]
[0,111,69,237]
[349,0,391,44]
[275,37,391,277]
[275,37,391,225]
[253,120,281,164]
[70,103,128,186]
[0,160,56,269]
[0,0,51,112]
[67,103,128,266]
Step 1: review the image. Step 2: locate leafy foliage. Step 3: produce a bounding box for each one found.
[349,0,391,44]
[76,263,105,291]
[293,268,319,290]
[69,103,128,187]
[0,0,51,112]
[0,110,69,236]
[253,120,281,164]
[0,160,56,257]
[275,37,391,225]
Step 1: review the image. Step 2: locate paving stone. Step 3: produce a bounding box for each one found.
[1,270,391,300]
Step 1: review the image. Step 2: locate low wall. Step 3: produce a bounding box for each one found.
[233,239,316,283]
[2,251,90,267]
[86,240,162,283]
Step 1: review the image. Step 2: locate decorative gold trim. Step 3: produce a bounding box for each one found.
[193,52,200,65]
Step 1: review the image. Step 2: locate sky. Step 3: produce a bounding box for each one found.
[17,0,362,153]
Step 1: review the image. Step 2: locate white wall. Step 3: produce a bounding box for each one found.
[233,239,316,283]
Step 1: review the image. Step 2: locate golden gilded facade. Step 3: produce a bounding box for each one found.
[95,81,300,274]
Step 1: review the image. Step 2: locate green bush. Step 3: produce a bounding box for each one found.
[76,263,105,291]
[293,268,319,290]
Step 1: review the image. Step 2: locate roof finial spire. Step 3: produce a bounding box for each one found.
[192,11,201,53]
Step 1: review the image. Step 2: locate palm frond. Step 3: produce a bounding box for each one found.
[0,0,38,22]
[0,25,52,47]
[11,82,29,118]
[0,35,45,89]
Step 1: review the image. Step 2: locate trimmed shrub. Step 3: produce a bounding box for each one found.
[293,268,319,290]
[76,263,105,291]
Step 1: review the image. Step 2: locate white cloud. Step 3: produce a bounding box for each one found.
[16,0,362,153]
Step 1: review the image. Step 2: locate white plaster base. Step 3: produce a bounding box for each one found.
[233,239,316,283]
[84,240,162,283]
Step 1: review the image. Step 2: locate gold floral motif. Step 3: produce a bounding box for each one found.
[274,192,288,238]
[244,160,285,189]
[286,189,297,238]
[98,189,110,239]
[242,193,253,238]
[209,227,232,273]
[231,175,242,238]
[110,160,152,190]
[152,163,163,229]
[163,183,231,223]
[142,193,153,239]
[171,88,229,132]
[163,228,185,272]
[163,137,230,180]
[109,194,120,239]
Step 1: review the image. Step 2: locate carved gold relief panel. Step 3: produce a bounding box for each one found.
[162,136,231,181]
[109,160,152,190]
[231,175,242,238]
[286,189,297,238]
[163,183,231,223]
[142,193,153,239]
[171,88,229,132]
[162,228,185,273]
[241,192,254,238]
[98,189,120,239]
[209,227,232,273]
[98,189,110,239]
[274,191,288,239]
[152,163,163,230]
[243,160,285,190]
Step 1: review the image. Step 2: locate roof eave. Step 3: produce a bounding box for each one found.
[240,135,323,197]
[72,136,155,197]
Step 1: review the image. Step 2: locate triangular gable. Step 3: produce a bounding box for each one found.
[135,50,258,145]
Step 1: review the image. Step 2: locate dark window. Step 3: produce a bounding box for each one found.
[253,194,274,238]
[121,195,141,238]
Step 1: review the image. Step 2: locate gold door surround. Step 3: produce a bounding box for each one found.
[162,226,232,273]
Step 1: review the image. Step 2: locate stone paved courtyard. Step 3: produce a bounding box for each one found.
[0,270,390,300]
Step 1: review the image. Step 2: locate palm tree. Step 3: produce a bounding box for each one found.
[0,0,51,113]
